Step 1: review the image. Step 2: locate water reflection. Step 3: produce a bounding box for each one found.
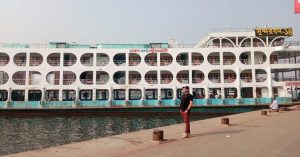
[0,115,215,155]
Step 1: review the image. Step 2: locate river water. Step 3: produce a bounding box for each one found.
[0,114,218,155]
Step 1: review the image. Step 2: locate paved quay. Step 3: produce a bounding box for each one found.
[4,106,300,157]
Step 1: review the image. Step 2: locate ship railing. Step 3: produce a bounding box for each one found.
[208,58,220,65]
[222,42,235,47]
[275,59,300,64]
[207,43,220,48]
[129,79,141,84]
[273,77,300,82]
[208,78,221,83]
[145,78,158,84]
[113,60,126,66]
[145,59,157,66]
[28,79,42,85]
[0,43,48,48]
[240,42,252,47]
[177,78,189,84]
[271,40,284,46]
[48,79,60,85]
[284,41,300,46]
[118,80,126,84]
[0,59,9,66]
[14,59,26,66]
[160,60,172,66]
[254,59,264,64]
[96,79,108,84]
[240,59,251,65]
[80,59,93,66]
[80,79,93,85]
[192,59,203,65]
[12,79,26,85]
[96,60,109,66]
[0,79,9,85]
[63,79,76,85]
[223,59,235,65]
[224,77,236,83]
[192,78,204,83]
[161,78,172,84]
[47,59,60,66]
[176,60,188,66]
[129,60,141,66]
[63,60,76,66]
[253,41,265,47]
[29,59,43,66]
[240,77,252,83]
[256,77,267,82]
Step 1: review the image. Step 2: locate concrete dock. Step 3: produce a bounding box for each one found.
[4,107,300,157]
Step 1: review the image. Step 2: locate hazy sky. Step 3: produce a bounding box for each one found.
[0,0,299,44]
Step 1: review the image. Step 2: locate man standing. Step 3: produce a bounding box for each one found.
[180,86,193,138]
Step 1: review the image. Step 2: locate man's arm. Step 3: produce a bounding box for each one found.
[185,100,193,112]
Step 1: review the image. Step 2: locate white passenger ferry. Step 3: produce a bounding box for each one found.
[0,27,299,108]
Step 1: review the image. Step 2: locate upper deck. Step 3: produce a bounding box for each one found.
[0,27,297,49]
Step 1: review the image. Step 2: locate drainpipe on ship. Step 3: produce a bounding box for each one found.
[236,67,241,99]
[74,87,79,107]
[267,66,273,98]
[141,86,145,106]
[220,67,224,99]
[125,87,129,107]
[6,87,11,108]
[252,69,257,99]
[204,85,209,105]
[92,88,96,101]
[59,89,63,101]
[158,87,161,106]
[40,87,45,108]
[109,87,113,107]
[173,86,177,105]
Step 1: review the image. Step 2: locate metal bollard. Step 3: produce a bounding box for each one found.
[261,110,267,116]
[153,129,164,141]
[221,117,229,125]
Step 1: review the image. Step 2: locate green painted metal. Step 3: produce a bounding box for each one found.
[0,102,6,108]
[161,100,177,106]
[43,101,73,108]
[193,99,207,106]
[3,43,29,48]
[128,100,143,107]
[97,44,150,49]
[276,97,292,103]
[9,101,39,108]
[143,100,160,106]
[112,100,126,107]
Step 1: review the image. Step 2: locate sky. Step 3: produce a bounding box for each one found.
[0,0,299,44]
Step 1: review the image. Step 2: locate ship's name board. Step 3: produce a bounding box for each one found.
[130,48,168,53]
[286,81,300,86]
[255,28,293,37]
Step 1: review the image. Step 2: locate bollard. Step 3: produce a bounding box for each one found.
[221,117,229,125]
[261,110,268,116]
[153,129,164,141]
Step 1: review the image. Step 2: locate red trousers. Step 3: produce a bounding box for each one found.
[180,111,190,134]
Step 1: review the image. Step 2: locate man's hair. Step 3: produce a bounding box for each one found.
[182,86,190,89]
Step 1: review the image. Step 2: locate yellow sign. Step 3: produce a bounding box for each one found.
[255,28,293,36]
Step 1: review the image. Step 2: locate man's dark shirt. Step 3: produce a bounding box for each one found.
[180,93,193,111]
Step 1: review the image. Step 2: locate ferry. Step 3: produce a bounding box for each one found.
[0,27,299,108]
